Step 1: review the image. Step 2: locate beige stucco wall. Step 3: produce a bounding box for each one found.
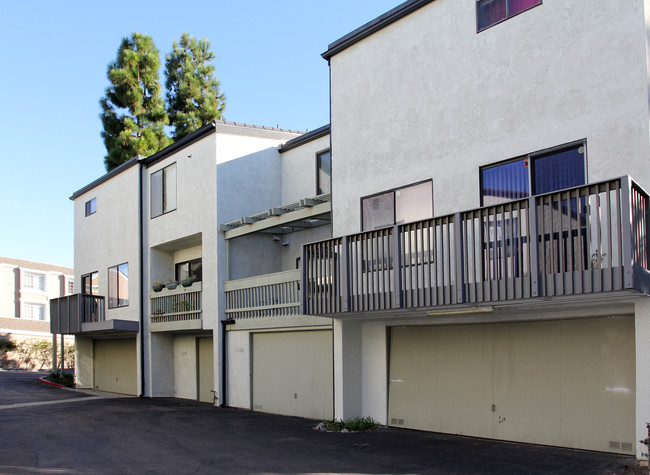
[281,134,331,204]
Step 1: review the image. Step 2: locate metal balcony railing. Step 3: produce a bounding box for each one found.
[50,294,105,334]
[225,270,301,319]
[303,177,650,315]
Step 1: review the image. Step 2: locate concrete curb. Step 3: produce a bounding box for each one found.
[38,376,68,388]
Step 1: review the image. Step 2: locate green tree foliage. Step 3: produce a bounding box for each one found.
[165,32,225,140]
[100,32,171,171]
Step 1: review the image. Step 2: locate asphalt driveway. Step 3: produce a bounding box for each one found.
[0,371,643,474]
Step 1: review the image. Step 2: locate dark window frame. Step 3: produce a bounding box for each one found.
[479,140,587,206]
[151,163,177,219]
[108,263,129,309]
[175,258,202,282]
[316,148,331,196]
[81,271,99,296]
[85,198,97,217]
[476,0,542,32]
[361,179,434,232]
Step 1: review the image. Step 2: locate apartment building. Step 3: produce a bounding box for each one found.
[52,0,650,461]
[0,257,72,367]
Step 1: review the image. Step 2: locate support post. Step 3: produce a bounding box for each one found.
[52,334,58,374]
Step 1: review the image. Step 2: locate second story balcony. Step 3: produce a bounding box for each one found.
[149,282,202,332]
[303,177,650,316]
[225,270,300,319]
[50,294,139,336]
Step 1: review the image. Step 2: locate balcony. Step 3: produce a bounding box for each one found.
[303,177,650,316]
[50,294,139,336]
[149,282,202,332]
[225,270,300,319]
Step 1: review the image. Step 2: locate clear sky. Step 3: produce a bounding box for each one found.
[0,1,400,269]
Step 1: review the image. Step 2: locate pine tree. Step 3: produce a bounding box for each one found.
[100,32,170,171]
[165,33,225,140]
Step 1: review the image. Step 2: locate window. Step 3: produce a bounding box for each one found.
[151,163,177,218]
[23,272,45,291]
[480,142,586,206]
[362,181,433,231]
[477,0,541,31]
[175,258,202,282]
[22,303,46,321]
[317,150,331,195]
[108,264,128,308]
[81,272,98,295]
[85,198,97,216]
[66,279,74,295]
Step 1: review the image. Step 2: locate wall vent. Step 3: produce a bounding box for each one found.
[621,442,633,452]
[609,441,621,450]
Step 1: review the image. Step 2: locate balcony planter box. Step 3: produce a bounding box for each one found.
[152,283,164,292]
[181,278,196,288]
[166,282,179,290]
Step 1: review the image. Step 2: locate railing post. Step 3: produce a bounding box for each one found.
[393,225,403,309]
[454,213,466,304]
[341,236,350,312]
[528,196,540,298]
[621,177,634,289]
[300,244,308,314]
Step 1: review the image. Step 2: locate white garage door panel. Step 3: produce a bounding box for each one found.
[94,339,137,395]
[253,330,333,420]
[388,317,635,454]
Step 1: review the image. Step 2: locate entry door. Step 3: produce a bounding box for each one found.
[197,337,214,404]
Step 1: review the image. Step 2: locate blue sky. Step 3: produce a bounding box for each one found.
[0,1,399,268]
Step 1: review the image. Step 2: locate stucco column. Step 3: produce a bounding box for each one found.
[333,318,361,420]
[361,321,388,423]
[635,299,650,461]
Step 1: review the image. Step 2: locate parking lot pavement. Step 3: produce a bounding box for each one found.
[0,370,94,406]
[0,372,643,474]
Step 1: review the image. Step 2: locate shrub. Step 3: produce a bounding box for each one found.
[323,416,378,432]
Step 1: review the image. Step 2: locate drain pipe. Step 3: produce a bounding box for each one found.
[220,318,235,407]
[138,157,146,398]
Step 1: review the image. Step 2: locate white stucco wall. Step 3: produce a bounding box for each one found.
[330,0,650,237]
[225,330,251,409]
[281,134,331,203]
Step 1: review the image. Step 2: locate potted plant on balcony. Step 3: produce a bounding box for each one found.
[152,281,165,292]
[166,280,179,290]
[181,274,197,288]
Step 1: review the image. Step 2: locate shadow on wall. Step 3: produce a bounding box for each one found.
[0,333,74,370]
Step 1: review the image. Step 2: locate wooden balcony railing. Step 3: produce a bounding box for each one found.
[50,294,105,334]
[303,177,650,315]
[150,283,202,325]
[225,270,300,319]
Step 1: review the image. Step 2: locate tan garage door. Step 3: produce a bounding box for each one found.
[388,317,635,454]
[253,330,333,420]
[197,337,214,403]
[94,339,137,395]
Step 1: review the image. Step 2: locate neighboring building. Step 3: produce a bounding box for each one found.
[0,257,73,368]
[52,0,650,462]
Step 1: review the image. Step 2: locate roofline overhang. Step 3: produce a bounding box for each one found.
[279,124,330,153]
[322,0,435,61]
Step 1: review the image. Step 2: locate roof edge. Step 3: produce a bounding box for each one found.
[279,124,330,153]
[322,0,435,61]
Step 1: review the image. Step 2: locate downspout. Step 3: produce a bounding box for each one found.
[220,318,235,407]
[138,157,146,397]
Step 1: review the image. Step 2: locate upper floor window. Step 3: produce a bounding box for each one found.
[175,258,202,282]
[151,163,177,218]
[85,198,97,216]
[362,180,433,231]
[23,272,45,291]
[66,279,74,295]
[22,303,46,321]
[108,263,129,309]
[477,0,541,32]
[81,271,99,295]
[480,142,586,206]
[317,150,331,195]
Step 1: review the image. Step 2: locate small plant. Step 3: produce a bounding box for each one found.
[49,371,74,387]
[321,416,378,432]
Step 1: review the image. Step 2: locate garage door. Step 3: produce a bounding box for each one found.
[388,317,635,454]
[253,330,333,420]
[94,339,137,395]
[197,337,214,403]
